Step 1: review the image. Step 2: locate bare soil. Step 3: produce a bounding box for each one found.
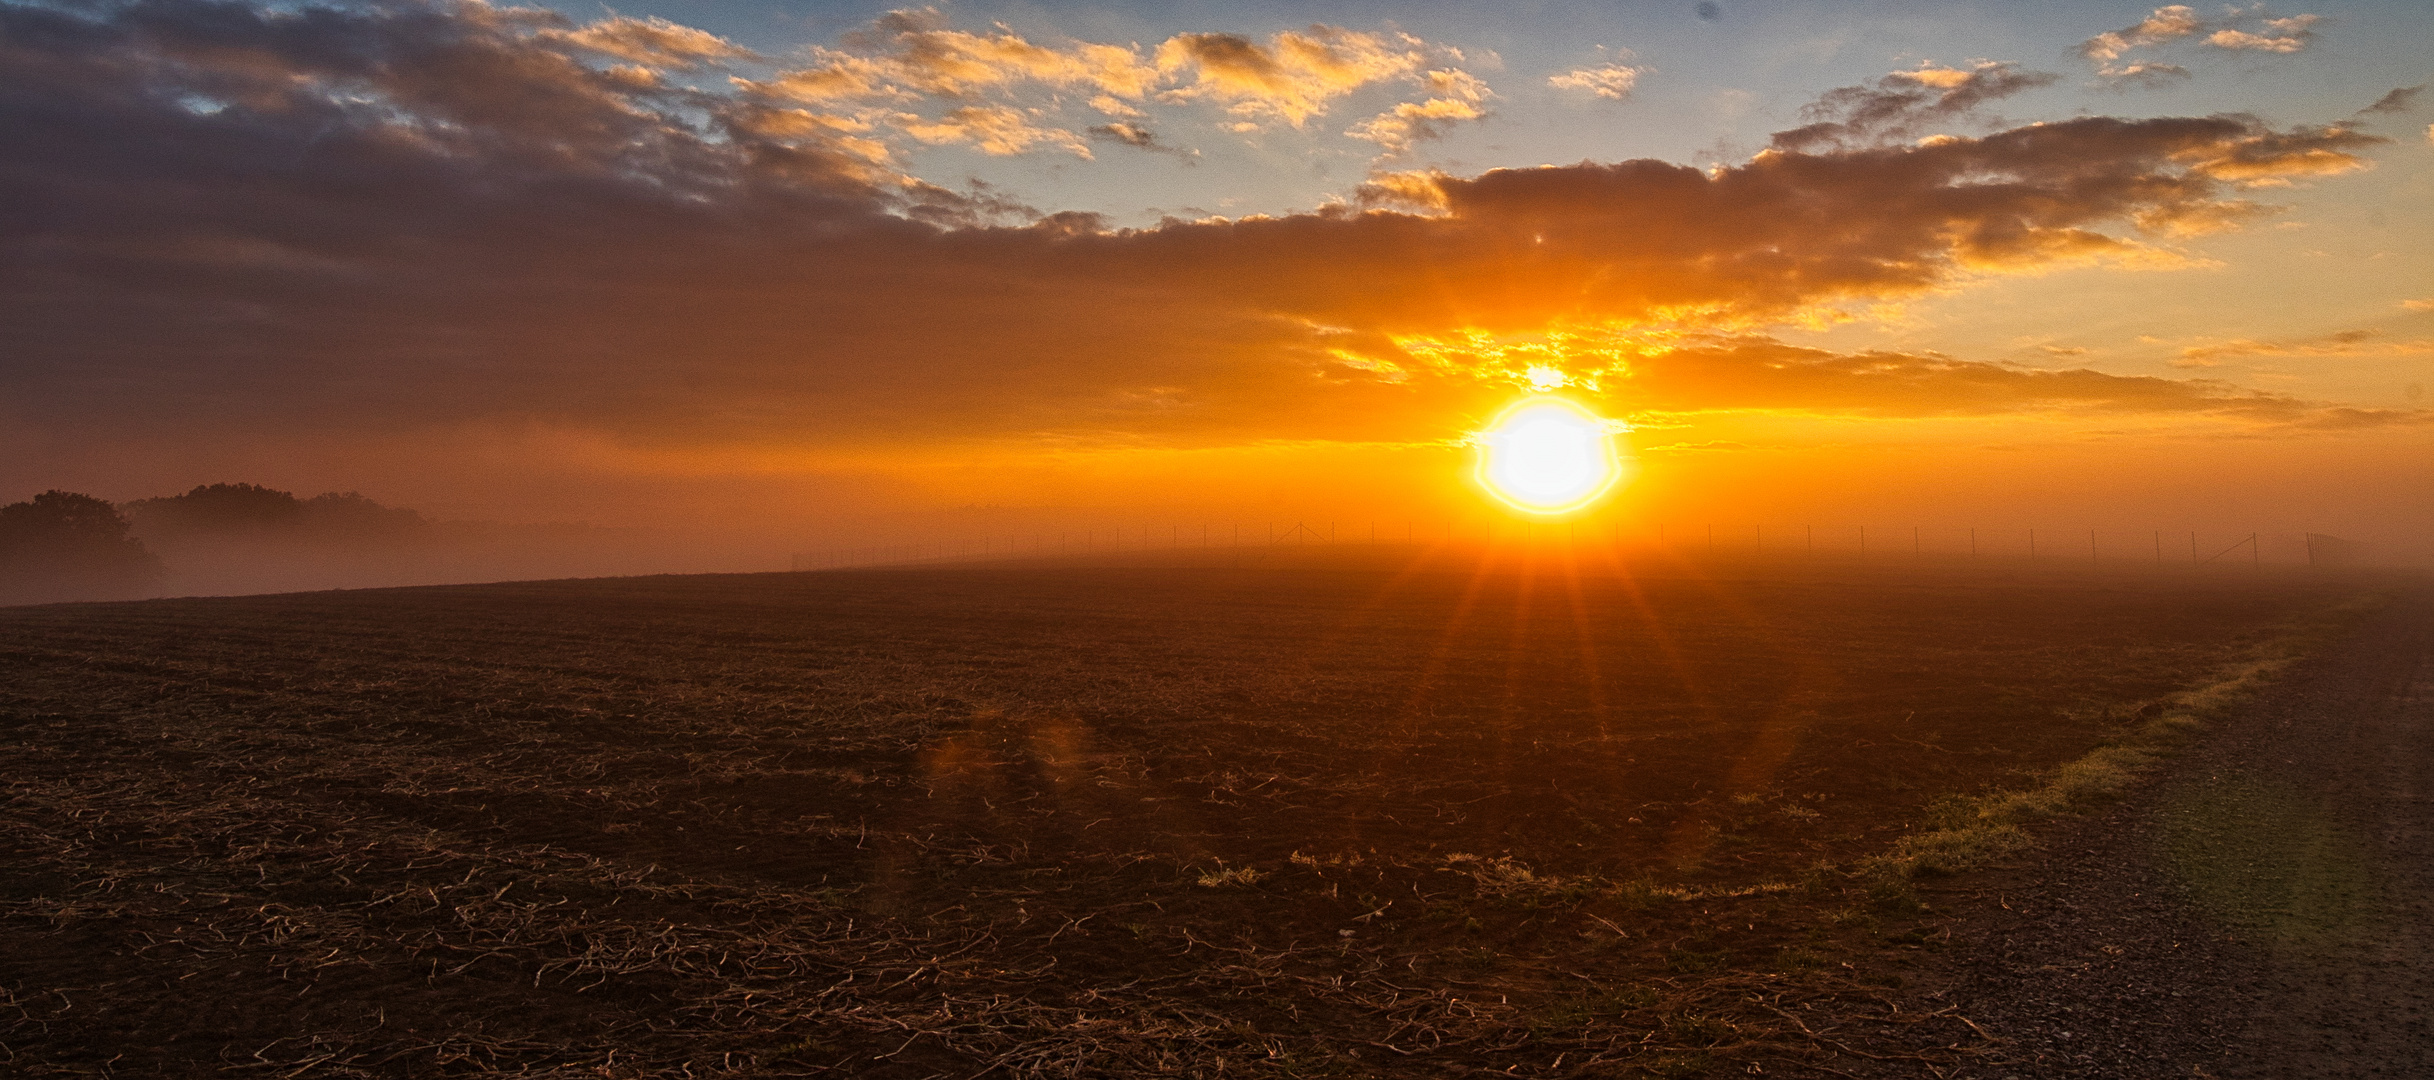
[0,546,2375,1076]
[1842,586,2434,1078]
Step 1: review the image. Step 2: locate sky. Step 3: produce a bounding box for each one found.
[2,0,2430,556]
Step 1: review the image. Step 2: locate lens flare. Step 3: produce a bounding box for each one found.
[1477,397,1623,514]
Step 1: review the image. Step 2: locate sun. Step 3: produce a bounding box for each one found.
[1476,396,1623,514]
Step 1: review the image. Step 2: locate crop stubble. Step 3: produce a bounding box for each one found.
[0,550,2360,1076]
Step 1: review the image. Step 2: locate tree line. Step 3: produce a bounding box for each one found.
[1,483,428,604]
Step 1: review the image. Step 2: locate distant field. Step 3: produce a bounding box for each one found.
[0,549,2368,1077]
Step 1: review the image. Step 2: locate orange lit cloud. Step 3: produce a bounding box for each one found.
[0,0,2407,479]
[2206,15,2322,53]
[2082,5,2207,61]
[2080,5,2324,87]
[1547,64,1642,101]
[1154,25,1432,129]
[2174,330,2434,366]
[725,12,1492,160]
[1395,335,2420,429]
[896,104,1089,157]
[751,9,1160,107]
[1347,69,1492,152]
[545,15,755,70]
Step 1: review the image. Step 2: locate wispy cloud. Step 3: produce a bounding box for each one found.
[1087,122,1196,160]
[731,12,1492,161]
[1548,64,1643,101]
[1154,26,1428,129]
[2206,15,2322,53]
[1770,61,2058,151]
[2176,330,2434,366]
[2364,84,2425,114]
[896,105,1090,158]
[2080,5,2326,87]
[544,15,758,70]
[1348,69,1493,153]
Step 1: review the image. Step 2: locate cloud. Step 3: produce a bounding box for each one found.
[1599,337,2332,422]
[1770,61,2058,152]
[2082,6,2325,85]
[2404,298,2434,312]
[1347,69,1492,152]
[2095,61,2192,90]
[2364,85,2424,114]
[2081,5,2205,63]
[1153,26,1426,129]
[1089,122,1154,147]
[736,14,1477,161]
[1400,333,2423,429]
[0,0,2398,461]
[1645,441,1747,452]
[545,15,755,70]
[2176,330,2434,365]
[762,8,1159,104]
[1549,65,1642,101]
[1087,122,1195,160]
[2207,15,2320,53]
[897,105,1090,157]
[2169,120,2379,186]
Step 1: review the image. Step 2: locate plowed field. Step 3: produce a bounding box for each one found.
[0,548,2364,1076]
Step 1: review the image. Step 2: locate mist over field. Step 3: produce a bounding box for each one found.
[0,482,784,605]
[1,469,2414,607]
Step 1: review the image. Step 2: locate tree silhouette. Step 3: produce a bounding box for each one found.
[301,491,428,535]
[0,490,162,603]
[121,482,304,533]
[121,483,426,538]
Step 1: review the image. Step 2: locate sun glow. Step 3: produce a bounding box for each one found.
[1476,396,1623,514]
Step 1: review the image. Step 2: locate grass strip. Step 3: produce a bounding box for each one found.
[1859,590,2390,886]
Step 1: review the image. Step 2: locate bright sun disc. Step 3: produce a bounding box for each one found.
[1477,397,1620,514]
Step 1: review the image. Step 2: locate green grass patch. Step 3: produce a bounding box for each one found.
[2157,775,2378,948]
[1853,594,2385,887]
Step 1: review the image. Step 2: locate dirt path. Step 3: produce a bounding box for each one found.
[1865,586,2434,1077]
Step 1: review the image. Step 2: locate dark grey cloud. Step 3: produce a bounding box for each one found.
[0,0,2395,456]
[1770,61,2060,152]
[1086,121,1195,160]
[2364,84,2424,113]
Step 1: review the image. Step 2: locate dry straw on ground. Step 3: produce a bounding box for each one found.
[0,557,2382,1076]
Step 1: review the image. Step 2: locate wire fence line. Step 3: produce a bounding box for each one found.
[789,522,2364,573]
